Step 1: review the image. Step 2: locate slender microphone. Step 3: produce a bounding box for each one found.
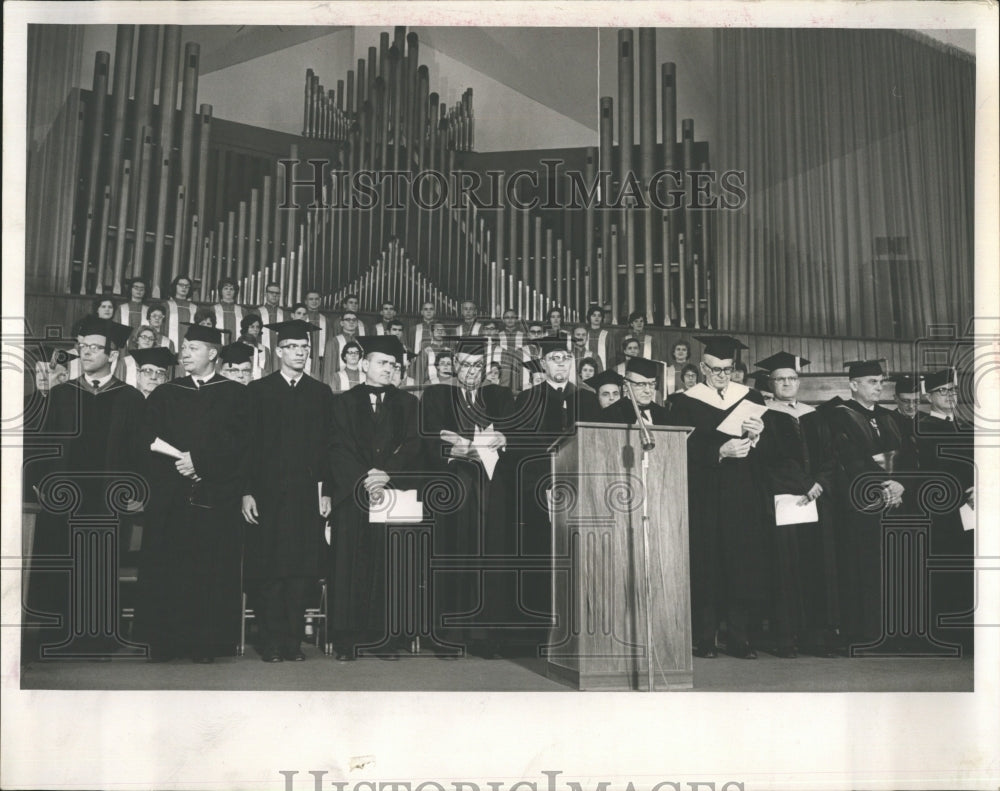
[624,380,656,451]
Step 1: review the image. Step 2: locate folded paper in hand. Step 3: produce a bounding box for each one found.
[369,489,423,523]
[960,503,975,532]
[774,494,818,526]
[440,425,500,479]
[716,400,769,437]
[150,437,184,460]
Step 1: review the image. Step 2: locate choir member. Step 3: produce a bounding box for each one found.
[144,302,175,351]
[664,338,693,396]
[327,335,422,661]
[118,276,149,328]
[602,358,671,425]
[218,343,254,385]
[374,301,401,335]
[577,357,599,387]
[754,352,839,658]
[303,290,330,378]
[193,306,217,327]
[407,301,437,357]
[236,313,268,380]
[620,311,655,363]
[583,304,612,372]
[339,294,368,334]
[456,300,482,336]
[332,341,364,392]
[213,277,245,342]
[135,323,251,663]
[255,281,286,372]
[243,320,334,662]
[826,359,907,650]
[117,325,159,387]
[165,275,195,350]
[545,306,570,340]
[915,368,974,654]
[326,310,362,380]
[419,337,520,658]
[498,308,525,350]
[668,335,771,659]
[731,361,748,384]
[435,349,455,383]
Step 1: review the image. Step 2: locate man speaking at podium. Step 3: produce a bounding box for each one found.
[601,357,672,426]
[669,335,771,660]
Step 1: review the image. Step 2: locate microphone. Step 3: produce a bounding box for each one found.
[624,380,656,451]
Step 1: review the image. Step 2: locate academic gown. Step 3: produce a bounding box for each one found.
[757,405,840,650]
[327,384,423,651]
[244,372,334,581]
[826,398,906,645]
[599,397,671,426]
[25,377,144,658]
[668,382,772,647]
[419,383,519,647]
[509,381,601,643]
[134,374,251,659]
[915,413,975,652]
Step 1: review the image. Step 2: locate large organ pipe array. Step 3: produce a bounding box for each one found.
[38,25,712,327]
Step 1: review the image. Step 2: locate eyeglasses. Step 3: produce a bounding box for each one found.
[138,368,168,379]
[771,376,799,384]
[77,342,107,354]
[546,353,573,363]
[266,289,281,295]
[932,386,957,394]
[703,365,735,376]
[457,360,485,371]
[279,343,310,353]
[626,379,656,390]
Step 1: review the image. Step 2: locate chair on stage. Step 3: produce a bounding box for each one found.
[239,578,330,656]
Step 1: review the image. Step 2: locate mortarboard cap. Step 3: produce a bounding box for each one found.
[75,316,131,348]
[625,357,662,380]
[891,374,921,395]
[264,319,320,344]
[696,335,748,360]
[536,336,571,357]
[588,369,624,392]
[922,368,957,393]
[130,346,178,369]
[219,343,254,366]
[356,335,405,364]
[844,359,886,378]
[755,351,810,373]
[521,358,544,374]
[36,342,78,368]
[182,322,230,345]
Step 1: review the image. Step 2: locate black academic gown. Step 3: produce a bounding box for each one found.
[419,383,519,648]
[25,377,144,659]
[915,412,975,652]
[599,398,671,426]
[826,398,906,645]
[757,406,840,650]
[327,384,423,652]
[668,382,772,648]
[509,381,601,645]
[244,372,334,581]
[134,374,252,659]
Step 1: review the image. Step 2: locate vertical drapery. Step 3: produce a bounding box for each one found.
[715,29,974,339]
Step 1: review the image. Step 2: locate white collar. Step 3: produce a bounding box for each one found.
[929,409,955,421]
[281,372,304,387]
[683,381,751,409]
[81,371,114,389]
[546,381,567,392]
[768,399,815,417]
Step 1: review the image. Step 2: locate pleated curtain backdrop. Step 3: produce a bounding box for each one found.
[714,29,974,340]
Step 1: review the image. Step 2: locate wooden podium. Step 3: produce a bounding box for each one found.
[544,422,693,690]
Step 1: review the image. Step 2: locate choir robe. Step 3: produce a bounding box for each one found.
[213,302,244,343]
[584,327,612,372]
[509,381,601,644]
[118,301,148,329]
[327,384,423,651]
[304,310,329,378]
[419,383,520,647]
[325,332,358,379]
[165,298,195,350]
[331,367,363,393]
[915,412,975,652]
[407,321,436,359]
[25,377,144,657]
[826,397,906,645]
[134,374,251,659]
[255,305,286,374]
[668,382,772,648]
[599,397,671,426]
[243,372,334,582]
[757,403,840,650]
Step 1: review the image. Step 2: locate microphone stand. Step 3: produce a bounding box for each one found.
[624,380,656,692]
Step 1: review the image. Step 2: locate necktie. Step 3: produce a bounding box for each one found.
[90,379,100,392]
[290,378,297,389]
[717,388,725,399]
[466,389,475,408]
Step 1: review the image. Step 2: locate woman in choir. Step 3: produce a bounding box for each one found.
[545,306,570,340]
[486,361,502,386]
[290,302,309,321]
[236,313,268,380]
[613,337,642,375]
[665,338,693,395]
[577,357,599,385]
[94,296,117,320]
[331,341,364,392]
[144,302,176,352]
[213,277,245,341]
[668,363,701,406]
[118,325,159,388]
